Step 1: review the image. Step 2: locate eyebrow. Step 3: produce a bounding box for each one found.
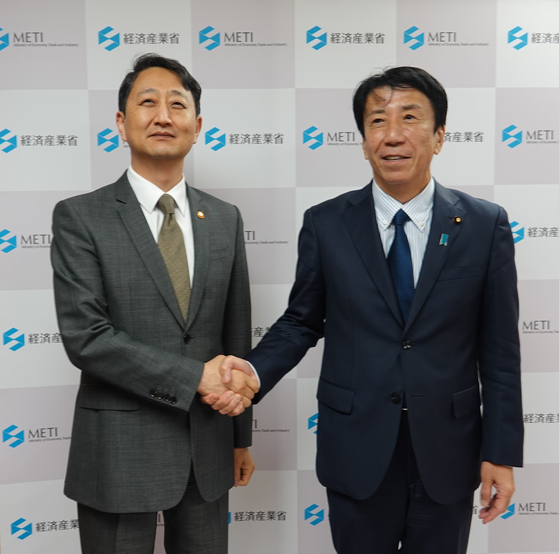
[137,88,189,100]
[365,103,424,117]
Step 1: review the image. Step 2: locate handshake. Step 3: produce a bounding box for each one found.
[197,355,258,416]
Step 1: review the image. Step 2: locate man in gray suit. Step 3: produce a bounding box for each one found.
[51,54,258,554]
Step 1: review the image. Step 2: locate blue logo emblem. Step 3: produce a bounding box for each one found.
[0,27,9,51]
[306,26,327,50]
[11,518,32,540]
[304,504,324,525]
[508,27,528,50]
[502,125,522,148]
[308,413,318,434]
[205,127,226,151]
[0,229,17,253]
[97,128,119,152]
[199,26,220,51]
[303,126,323,150]
[98,26,120,51]
[3,425,25,448]
[404,26,424,50]
[501,503,515,519]
[0,128,17,153]
[3,328,25,351]
[510,222,524,243]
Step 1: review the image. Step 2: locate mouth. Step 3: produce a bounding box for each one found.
[382,155,410,161]
[150,132,174,138]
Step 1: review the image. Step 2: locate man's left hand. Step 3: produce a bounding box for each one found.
[234,448,255,487]
[479,462,515,524]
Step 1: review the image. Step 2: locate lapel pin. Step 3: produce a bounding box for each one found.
[439,233,449,246]
[452,216,462,225]
[197,211,205,219]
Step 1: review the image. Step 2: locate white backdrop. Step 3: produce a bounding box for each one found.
[1,1,559,553]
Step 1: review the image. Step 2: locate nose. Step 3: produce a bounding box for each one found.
[153,103,172,125]
[383,119,405,145]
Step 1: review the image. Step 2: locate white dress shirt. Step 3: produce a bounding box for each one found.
[127,167,195,286]
[372,178,435,287]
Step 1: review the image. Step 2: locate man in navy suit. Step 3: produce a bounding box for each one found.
[205,67,523,553]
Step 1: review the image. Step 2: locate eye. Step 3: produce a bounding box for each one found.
[172,101,186,108]
[404,114,416,120]
[141,99,155,105]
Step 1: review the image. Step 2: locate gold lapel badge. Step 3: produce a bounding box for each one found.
[452,216,462,225]
[197,211,205,219]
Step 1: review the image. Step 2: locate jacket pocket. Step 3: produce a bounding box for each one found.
[209,243,231,260]
[77,384,140,411]
[438,265,482,281]
[452,384,481,419]
[317,378,354,414]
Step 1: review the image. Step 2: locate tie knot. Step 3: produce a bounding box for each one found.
[392,209,410,227]
[157,194,175,215]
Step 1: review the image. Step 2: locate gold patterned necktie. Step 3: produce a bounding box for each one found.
[157,194,191,322]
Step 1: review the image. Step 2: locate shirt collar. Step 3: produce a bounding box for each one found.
[127,166,187,216]
[372,177,435,233]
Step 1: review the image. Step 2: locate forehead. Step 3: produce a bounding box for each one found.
[365,86,433,113]
[130,66,187,95]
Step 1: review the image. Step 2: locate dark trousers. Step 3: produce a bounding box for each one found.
[327,412,473,554]
[77,473,228,554]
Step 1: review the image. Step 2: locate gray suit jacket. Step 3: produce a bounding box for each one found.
[51,173,251,513]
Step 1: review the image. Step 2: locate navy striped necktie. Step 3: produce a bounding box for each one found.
[387,209,414,321]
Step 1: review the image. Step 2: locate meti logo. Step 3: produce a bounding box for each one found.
[3,425,25,448]
[508,27,528,50]
[0,128,17,153]
[404,26,424,50]
[306,26,327,50]
[308,413,318,434]
[98,26,120,51]
[205,127,226,151]
[0,229,17,253]
[304,504,324,525]
[199,26,220,51]
[502,125,522,148]
[501,503,515,519]
[3,328,25,351]
[0,27,9,51]
[303,126,323,150]
[510,221,524,243]
[97,128,119,152]
[11,518,32,540]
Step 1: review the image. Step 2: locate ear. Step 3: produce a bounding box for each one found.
[362,140,369,160]
[193,115,202,144]
[116,111,127,142]
[434,125,445,155]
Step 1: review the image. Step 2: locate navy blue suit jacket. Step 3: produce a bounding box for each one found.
[248,181,523,504]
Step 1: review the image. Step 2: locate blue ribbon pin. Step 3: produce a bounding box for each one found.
[439,233,449,246]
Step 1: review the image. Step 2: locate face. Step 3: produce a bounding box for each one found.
[361,87,444,199]
[116,67,202,164]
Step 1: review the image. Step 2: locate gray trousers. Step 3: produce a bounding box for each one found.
[77,474,228,554]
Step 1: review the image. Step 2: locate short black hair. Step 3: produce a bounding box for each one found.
[118,53,201,116]
[353,66,447,136]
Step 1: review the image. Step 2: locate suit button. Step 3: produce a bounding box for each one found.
[391,392,401,404]
[149,389,156,398]
[183,334,191,344]
[402,340,411,350]
[170,397,177,404]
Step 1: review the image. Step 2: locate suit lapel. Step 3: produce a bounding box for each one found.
[341,183,404,326]
[405,182,465,331]
[113,174,185,328]
[184,185,209,332]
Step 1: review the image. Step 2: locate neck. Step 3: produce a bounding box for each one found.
[130,157,184,192]
[375,176,431,204]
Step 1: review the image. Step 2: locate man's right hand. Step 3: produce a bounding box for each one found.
[197,355,258,416]
[200,356,259,416]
